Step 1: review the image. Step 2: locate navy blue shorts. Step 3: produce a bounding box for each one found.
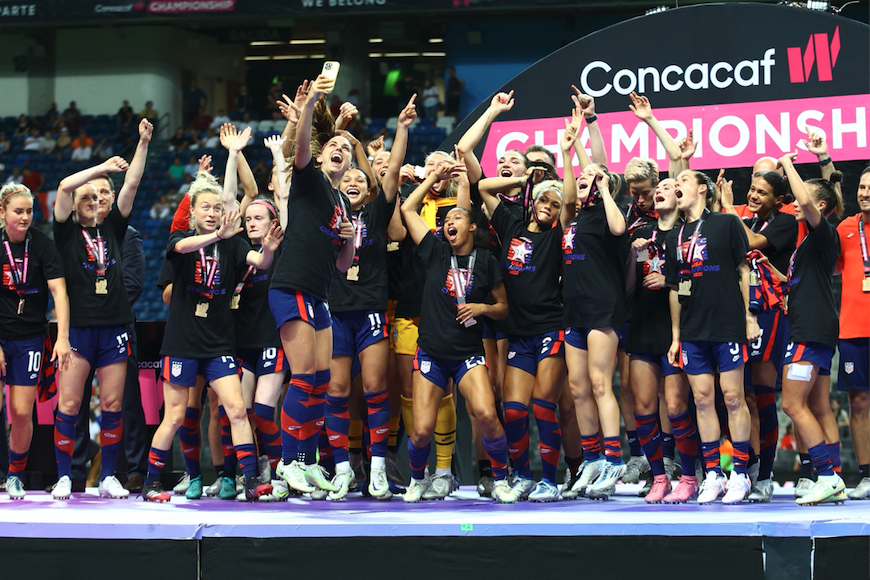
[69,325,129,369]
[564,326,624,351]
[784,341,835,374]
[0,335,45,386]
[238,347,289,378]
[161,355,240,387]
[269,288,331,331]
[413,347,487,391]
[332,310,389,357]
[481,317,508,341]
[837,338,869,392]
[629,351,681,377]
[506,330,565,375]
[748,309,787,365]
[679,340,747,375]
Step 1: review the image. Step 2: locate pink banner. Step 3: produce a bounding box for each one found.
[481,94,869,177]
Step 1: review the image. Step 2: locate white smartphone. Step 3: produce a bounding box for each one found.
[414,165,426,180]
[321,61,340,92]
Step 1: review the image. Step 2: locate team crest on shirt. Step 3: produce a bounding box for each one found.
[506,238,536,275]
[444,267,472,298]
[680,237,716,276]
[420,361,431,374]
[322,203,345,246]
[562,223,584,263]
[845,362,855,374]
[171,361,183,378]
[643,246,667,276]
[3,260,37,295]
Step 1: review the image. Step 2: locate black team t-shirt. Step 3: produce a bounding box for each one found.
[416,231,502,360]
[627,222,678,355]
[270,159,351,302]
[53,205,134,328]
[664,210,749,343]
[328,191,395,313]
[161,230,251,359]
[786,218,839,348]
[489,202,562,336]
[0,228,64,340]
[562,202,629,330]
[743,210,797,274]
[234,235,282,350]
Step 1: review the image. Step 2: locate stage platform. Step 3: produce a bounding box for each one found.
[1,484,868,580]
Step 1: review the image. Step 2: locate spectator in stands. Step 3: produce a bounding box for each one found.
[149,194,173,220]
[169,127,191,152]
[21,166,44,193]
[56,127,72,150]
[167,157,185,181]
[779,422,797,451]
[140,101,158,120]
[266,81,282,119]
[44,102,59,124]
[445,66,465,118]
[117,100,134,130]
[71,143,93,162]
[191,107,213,133]
[422,78,441,119]
[14,114,30,137]
[183,80,207,127]
[63,101,82,135]
[183,155,199,182]
[41,130,56,154]
[395,72,416,108]
[200,127,219,149]
[166,185,181,206]
[23,127,43,152]
[3,167,22,185]
[72,128,94,150]
[0,132,10,155]
[93,138,113,159]
[238,111,256,134]
[211,108,230,128]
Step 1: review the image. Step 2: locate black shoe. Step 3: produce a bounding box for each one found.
[124,474,144,493]
[244,476,272,502]
[142,479,171,502]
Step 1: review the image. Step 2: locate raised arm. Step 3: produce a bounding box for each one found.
[116,119,153,217]
[456,90,514,184]
[569,94,594,171]
[560,109,582,229]
[593,166,626,236]
[804,129,837,183]
[55,156,129,222]
[336,129,376,196]
[401,160,462,245]
[382,95,418,204]
[263,135,290,228]
[173,209,242,254]
[237,152,259,209]
[780,151,820,229]
[629,92,681,178]
[246,223,284,269]
[294,75,333,170]
[334,101,358,132]
[677,129,697,174]
[220,124,251,209]
[572,87,606,166]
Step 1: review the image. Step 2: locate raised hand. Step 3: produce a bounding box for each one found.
[628,91,652,121]
[197,154,213,174]
[434,158,466,181]
[277,94,302,124]
[138,118,154,143]
[571,86,596,117]
[398,94,418,127]
[490,90,515,114]
[560,117,580,152]
[678,129,697,160]
[804,130,828,158]
[398,163,416,185]
[219,123,237,150]
[335,129,359,148]
[227,126,251,152]
[717,169,734,207]
[263,134,286,151]
[102,156,129,173]
[309,74,335,100]
[367,135,385,158]
[217,209,243,239]
[262,224,284,252]
[778,150,799,168]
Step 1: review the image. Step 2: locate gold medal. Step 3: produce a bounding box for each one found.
[230,294,241,310]
[678,279,692,296]
[783,295,789,313]
[95,279,108,295]
[346,265,360,281]
[17,298,24,315]
[863,278,870,292]
[195,302,209,318]
[749,272,759,286]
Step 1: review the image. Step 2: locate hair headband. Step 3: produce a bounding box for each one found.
[250,199,277,219]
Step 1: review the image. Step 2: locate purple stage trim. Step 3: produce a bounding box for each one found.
[0,484,867,540]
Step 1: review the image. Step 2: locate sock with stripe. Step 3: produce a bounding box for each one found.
[755,385,778,480]
[179,406,202,477]
[325,395,350,466]
[581,431,602,462]
[99,410,123,480]
[365,390,390,460]
[280,372,316,463]
[504,401,531,478]
[635,412,664,476]
[482,435,508,479]
[669,411,699,477]
[808,442,834,476]
[218,406,237,477]
[603,436,623,465]
[435,394,456,471]
[253,403,281,472]
[235,443,258,481]
[146,447,170,485]
[54,410,76,479]
[8,450,28,475]
[407,438,430,481]
[827,442,842,474]
[532,398,561,483]
[295,370,329,464]
[701,440,723,476]
[731,440,750,475]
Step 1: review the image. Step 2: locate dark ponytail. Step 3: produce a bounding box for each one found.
[806,171,844,218]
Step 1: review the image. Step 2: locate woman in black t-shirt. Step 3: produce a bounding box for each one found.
[0,184,71,500]
[473,119,580,502]
[562,162,628,500]
[778,153,846,505]
[399,157,516,504]
[721,170,797,502]
[143,175,282,503]
[323,99,412,501]
[268,75,356,496]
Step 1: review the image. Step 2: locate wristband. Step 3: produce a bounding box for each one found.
[585,114,598,124]
[818,157,832,166]
[215,231,223,240]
